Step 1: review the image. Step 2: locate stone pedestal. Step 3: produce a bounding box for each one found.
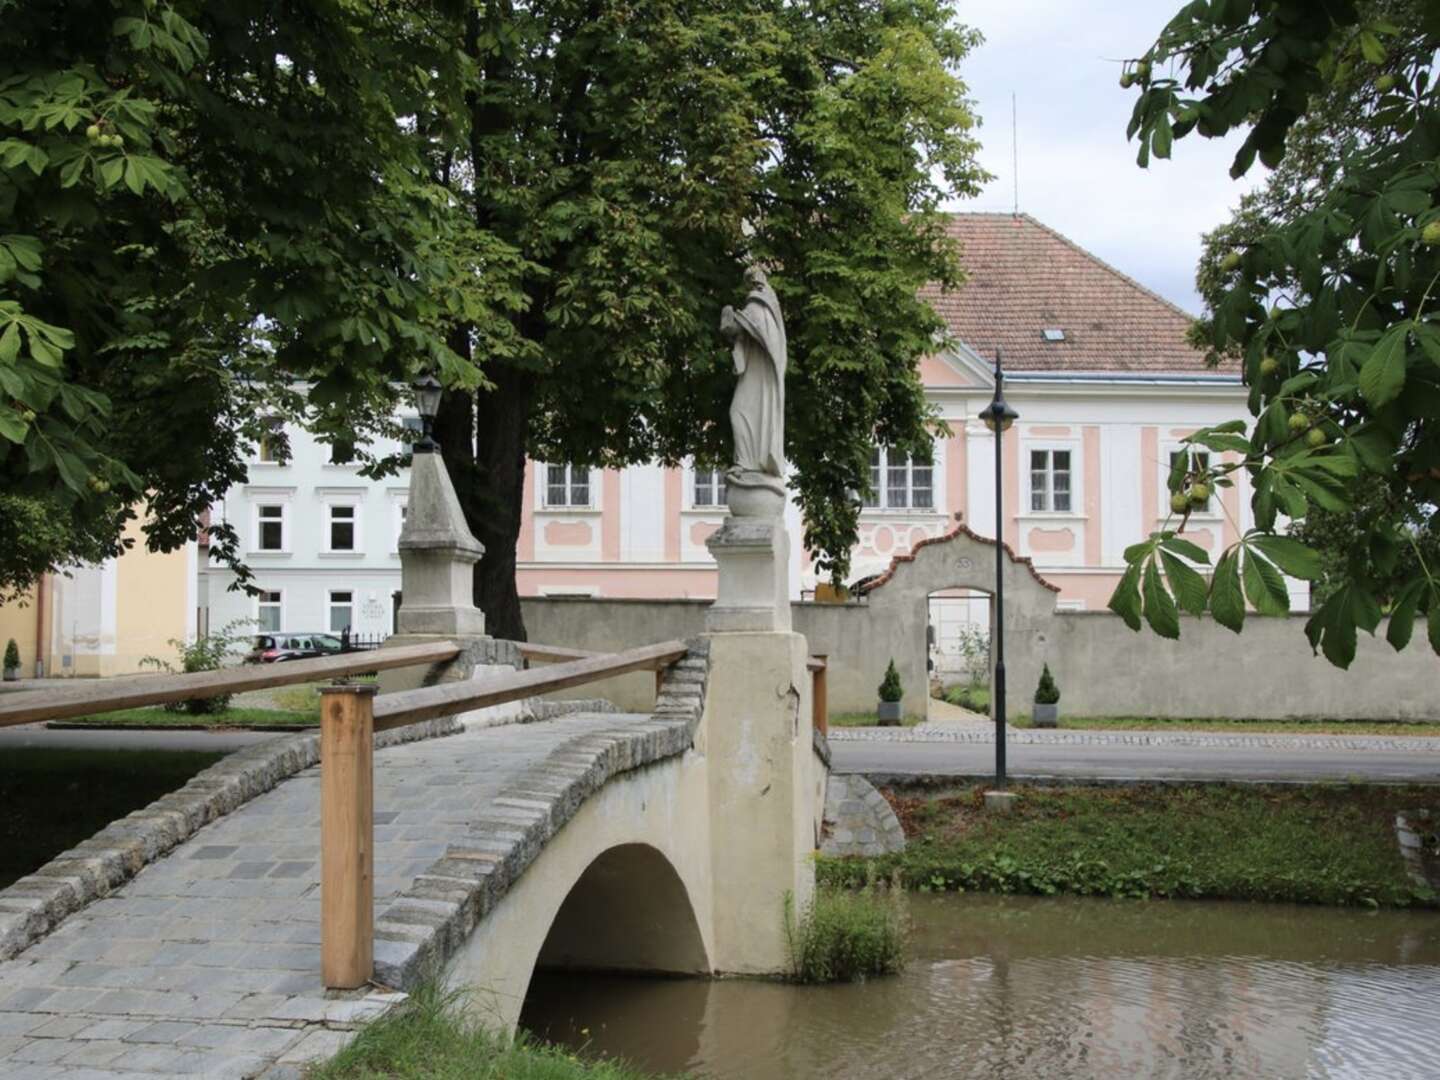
[703,630,814,974]
[705,483,790,634]
[395,451,486,637]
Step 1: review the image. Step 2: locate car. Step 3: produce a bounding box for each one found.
[246,632,347,664]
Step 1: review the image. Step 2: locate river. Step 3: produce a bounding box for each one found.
[521,894,1440,1079]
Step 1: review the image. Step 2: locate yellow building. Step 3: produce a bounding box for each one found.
[0,517,197,679]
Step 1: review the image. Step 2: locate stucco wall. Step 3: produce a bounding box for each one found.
[0,586,38,677]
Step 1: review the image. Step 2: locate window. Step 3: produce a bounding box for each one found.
[394,504,407,550]
[257,591,282,632]
[257,504,285,551]
[863,447,933,510]
[545,464,591,508]
[1029,450,1072,512]
[328,504,357,552]
[255,419,287,464]
[693,467,728,508]
[400,416,423,443]
[1170,450,1213,513]
[328,591,354,633]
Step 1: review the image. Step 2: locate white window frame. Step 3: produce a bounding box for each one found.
[392,502,408,553]
[862,445,935,512]
[1024,443,1079,515]
[1162,446,1219,518]
[327,590,355,634]
[325,502,362,554]
[256,589,284,633]
[253,418,287,466]
[254,502,289,553]
[542,463,594,509]
[690,465,728,509]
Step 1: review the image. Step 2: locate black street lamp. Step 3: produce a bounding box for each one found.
[977,347,1018,790]
[412,373,443,454]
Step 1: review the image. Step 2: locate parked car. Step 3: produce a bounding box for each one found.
[246,632,348,664]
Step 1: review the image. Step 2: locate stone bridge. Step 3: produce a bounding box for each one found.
[0,451,831,1078]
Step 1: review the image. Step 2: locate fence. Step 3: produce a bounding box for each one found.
[0,637,831,989]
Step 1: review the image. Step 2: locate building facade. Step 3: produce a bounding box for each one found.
[204,214,1278,657]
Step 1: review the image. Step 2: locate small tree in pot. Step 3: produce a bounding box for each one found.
[1032,664,1060,728]
[3,639,20,682]
[877,660,904,726]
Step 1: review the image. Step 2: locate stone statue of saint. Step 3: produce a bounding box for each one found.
[719,267,786,501]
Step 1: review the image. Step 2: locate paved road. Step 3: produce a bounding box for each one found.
[0,723,276,754]
[831,738,1440,783]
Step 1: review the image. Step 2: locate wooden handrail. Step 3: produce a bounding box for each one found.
[373,640,689,733]
[517,642,603,664]
[0,640,461,729]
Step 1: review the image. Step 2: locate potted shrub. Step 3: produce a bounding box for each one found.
[876,660,903,726]
[3,639,20,682]
[1032,663,1060,728]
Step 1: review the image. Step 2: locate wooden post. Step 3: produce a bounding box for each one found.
[320,684,376,989]
[655,668,664,702]
[812,656,828,737]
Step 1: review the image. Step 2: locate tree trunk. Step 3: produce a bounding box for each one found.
[457,365,531,641]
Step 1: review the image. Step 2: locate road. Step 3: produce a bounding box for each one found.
[831,738,1440,783]
[0,723,277,754]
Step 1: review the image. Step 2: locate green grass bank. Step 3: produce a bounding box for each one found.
[48,706,315,730]
[819,783,1439,909]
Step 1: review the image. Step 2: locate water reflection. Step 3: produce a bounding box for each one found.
[521,894,1440,1079]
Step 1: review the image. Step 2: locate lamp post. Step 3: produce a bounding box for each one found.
[977,348,1018,790]
[412,374,442,454]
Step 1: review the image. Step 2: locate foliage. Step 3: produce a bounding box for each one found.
[0,494,114,600]
[942,683,989,713]
[828,711,923,728]
[0,1,501,593]
[311,981,661,1080]
[1033,663,1060,705]
[878,659,904,703]
[139,617,253,715]
[1111,0,1440,667]
[820,784,1439,909]
[1,747,223,890]
[416,0,989,636]
[783,879,908,983]
[3,637,17,670]
[951,624,991,686]
[55,706,314,731]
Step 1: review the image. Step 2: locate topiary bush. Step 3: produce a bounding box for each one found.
[1034,663,1060,705]
[784,878,908,983]
[878,659,903,703]
[4,638,20,673]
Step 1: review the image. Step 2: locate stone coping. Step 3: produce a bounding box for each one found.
[369,640,712,989]
[0,717,464,963]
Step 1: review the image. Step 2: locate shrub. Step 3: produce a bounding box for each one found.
[3,638,19,671]
[1034,663,1060,705]
[783,878,908,983]
[141,618,255,715]
[877,660,903,703]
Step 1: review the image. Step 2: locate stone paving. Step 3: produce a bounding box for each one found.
[0,712,648,1079]
[830,724,1440,753]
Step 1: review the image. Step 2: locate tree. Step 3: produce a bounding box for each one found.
[1109,0,1440,667]
[0,1,498,597]
[422,0,987,639]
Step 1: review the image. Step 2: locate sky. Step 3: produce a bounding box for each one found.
[950,0,1263,315]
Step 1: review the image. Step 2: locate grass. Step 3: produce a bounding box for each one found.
[312,983,666,1080]
[828,712,924,728]
[819,783,1440,909]
[0,747,226,889]
[1008,714,1440,736]
[941,684,989,714]
[51,706,316,730]
[783,880,908,983]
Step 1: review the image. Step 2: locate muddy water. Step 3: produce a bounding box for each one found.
[521,894,1440,1079]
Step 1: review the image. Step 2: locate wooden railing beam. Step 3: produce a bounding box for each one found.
[373,640,689,732]
[0,640,461,729]
[516,643,604,664]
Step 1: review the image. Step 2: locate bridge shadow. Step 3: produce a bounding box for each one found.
[517,842,709,1053]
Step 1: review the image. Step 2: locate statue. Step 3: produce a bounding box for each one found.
[720,267,786,512]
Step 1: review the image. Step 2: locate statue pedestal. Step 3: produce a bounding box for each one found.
[705,484,790,634]
[396,451,486,637]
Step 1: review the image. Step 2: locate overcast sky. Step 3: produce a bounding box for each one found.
[950,0,1263,315]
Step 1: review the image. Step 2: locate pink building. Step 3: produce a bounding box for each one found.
[515,213,1251,616]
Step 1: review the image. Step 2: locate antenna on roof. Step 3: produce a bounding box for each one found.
[1012,92,1020,217]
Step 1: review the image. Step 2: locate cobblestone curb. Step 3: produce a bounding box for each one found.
[821,774,905,858]
[0,717,464,963]
[370,640,711,989]
[831,725,1440,754]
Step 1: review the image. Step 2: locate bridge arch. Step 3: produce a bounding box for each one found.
[863,526,1061,719]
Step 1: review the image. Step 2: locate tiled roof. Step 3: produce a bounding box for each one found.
[922,213,1219,375]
